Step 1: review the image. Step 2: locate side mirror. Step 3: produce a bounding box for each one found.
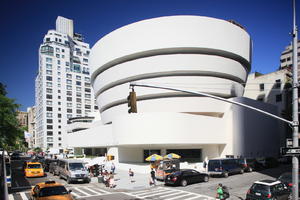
[68,189,72,193]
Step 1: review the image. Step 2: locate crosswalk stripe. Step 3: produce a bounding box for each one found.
[140,190,176,198]
[165,193,195,200]
[70,190,81,197]
[133,188,166,196]
[8,194,14,200]
[185,195,214,200]
[73,187,90,196]
[83,187,102,195]
[91,187,111,194]
[20,192,29,200]
[159,190,185,198]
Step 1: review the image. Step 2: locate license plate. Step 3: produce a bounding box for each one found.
[78,179,83,181]
[255,192,261,196]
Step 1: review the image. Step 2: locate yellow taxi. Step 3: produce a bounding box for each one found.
[31,181,74,200]
[24,162,45,177]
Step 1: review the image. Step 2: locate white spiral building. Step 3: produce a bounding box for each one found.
[67,16,282,163]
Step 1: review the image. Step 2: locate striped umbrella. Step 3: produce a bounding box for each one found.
[164,153,181,159]
[145,154,163,161]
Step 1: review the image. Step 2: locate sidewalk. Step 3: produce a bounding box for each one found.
[91,168,164,191]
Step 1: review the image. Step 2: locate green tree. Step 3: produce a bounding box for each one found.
[0,83,23,149]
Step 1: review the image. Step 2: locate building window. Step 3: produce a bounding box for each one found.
[66,62,70,66]
[67,114,72,119]
[46,88,52,93]
[62,49,65,53]
[76,109,82,114]
[46,70,52,75]
[58,84,61,88]
[83,58,88,63]
[67,97,72,101]
[58,125,61,129]
[76,87,81,91]
[57,78,61,83]
[47,131,53,136]
[57,66,61,70]
[67,91,72,96]
[76,75,81,80]
[56,54,60,58]
[66,74,72,78]
[76,98,81,103]
[58,137,62,141]
[67,109,72,113]
[47,137,53,142]
[58,119,61,123]
[259,83,264,91]
[58,107,61,111]
[67,103,72,107]
[58,102,61,105]
[46,57,52,63]
[59,143,62,147]
[85,94,91,98]
[46,94,52,99]
[46,38,50,42]
[46,107,53,111]
[47,143,53,148]
[85,88,91,93]
[46,100,52,105]
[276,94,282,102]
[47,119,53,123]
[57,72,61,76]
[58,114,62,118]
[76,92,81,97]
[46,76,52,81]
[67,85,72,90]
[77,104,81,108]
[85,82,90,87]
[57,60,61,65]
[46,82,52,87]
[67,79,72,84]
[275,79,281,89]
[46,112,53,118]
[58,89,61,93]
[46,64,52,69]
[58,131,61,135]
[58,96,61,99]
[47,125,53,129]
[85,105,91,109]
[85,77,90,82]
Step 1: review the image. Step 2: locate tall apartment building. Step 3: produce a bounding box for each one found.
[35,16,97,150]
[27,106,36,148]
[280,40,300,75]
[16,111,28,127]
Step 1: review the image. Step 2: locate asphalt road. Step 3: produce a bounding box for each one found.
[9,159,292,200]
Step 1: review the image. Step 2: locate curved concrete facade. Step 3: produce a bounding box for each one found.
[90,15,251,124]
[68,16,283,163]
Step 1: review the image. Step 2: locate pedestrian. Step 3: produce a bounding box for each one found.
[216,183,224,200]
[109,172,116,188]
[150,168,156,186]
[111,162,116,174]
[129,168,134,183]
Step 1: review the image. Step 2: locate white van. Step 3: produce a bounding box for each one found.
[57,159,90,183]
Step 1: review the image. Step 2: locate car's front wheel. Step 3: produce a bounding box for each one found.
[203,175,209,182]
[223,172,229,178]
[181,179,188,187]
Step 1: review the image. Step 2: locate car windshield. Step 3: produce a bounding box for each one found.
[28,164,41,169]
[39,186,68,197]
[69,163,84,170]
[252,184,270,193]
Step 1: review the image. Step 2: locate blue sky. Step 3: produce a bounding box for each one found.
[0,0,298,111]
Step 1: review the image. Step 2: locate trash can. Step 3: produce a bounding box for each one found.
[98,176,104,183]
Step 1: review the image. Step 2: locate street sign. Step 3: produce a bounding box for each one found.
[281,147,300,156]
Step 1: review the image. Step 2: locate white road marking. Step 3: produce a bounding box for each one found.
[83,187,102,195]
[159,190,185,198]
[8,194,14,200]
[132,188,166,195]
[165,193,195,200]
[73,187,90,196]
[70,190,81,197]
[20,192,29,200]
[90,187,111,194]
[140,190,176,198]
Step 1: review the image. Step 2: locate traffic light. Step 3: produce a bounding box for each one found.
[127,90,137,113]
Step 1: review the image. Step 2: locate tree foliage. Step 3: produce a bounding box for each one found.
[0,83,23,149]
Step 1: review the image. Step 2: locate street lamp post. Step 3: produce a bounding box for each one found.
[292,0,299,199]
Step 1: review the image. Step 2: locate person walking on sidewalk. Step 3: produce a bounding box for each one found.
[216,183,224,200]
[150,168,156,186]
[129,168,134,182]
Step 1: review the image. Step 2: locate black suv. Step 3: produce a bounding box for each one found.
[246,180,291,200]
[165,169,209,187]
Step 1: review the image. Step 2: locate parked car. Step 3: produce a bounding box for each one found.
[31,181,73,200]
[165,169,209,187]
[57,159,90,183]
[208,158,243,177]
[49,160,59,175]
[278,172,300,194]
[238,158,265,172]
[246,180,291,200]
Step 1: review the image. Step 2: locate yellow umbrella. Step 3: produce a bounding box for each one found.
[145,154,163,161]
[164,153,181,159]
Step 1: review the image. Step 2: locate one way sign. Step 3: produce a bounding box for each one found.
[281,147,300,156]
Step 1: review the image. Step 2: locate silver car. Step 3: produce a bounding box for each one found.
[57,159,90,184]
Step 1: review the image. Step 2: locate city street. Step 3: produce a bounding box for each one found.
[8,159,291,200]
